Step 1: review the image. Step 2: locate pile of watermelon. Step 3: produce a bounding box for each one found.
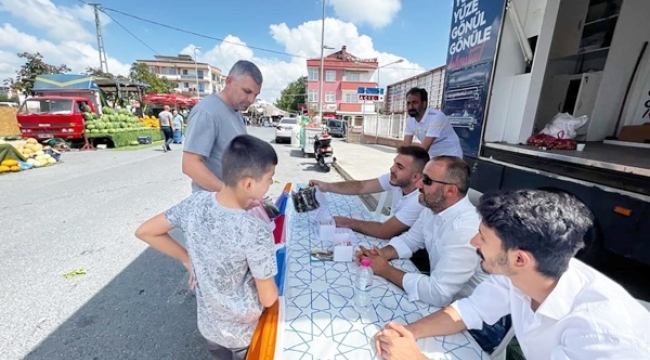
[84,107,149,134]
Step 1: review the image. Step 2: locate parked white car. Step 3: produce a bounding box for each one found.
[275,117,299,143]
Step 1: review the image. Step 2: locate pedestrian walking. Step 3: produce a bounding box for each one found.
[158,105,174,152]
[173,110,184,144]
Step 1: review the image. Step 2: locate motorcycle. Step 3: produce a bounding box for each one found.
[313,131,336,172]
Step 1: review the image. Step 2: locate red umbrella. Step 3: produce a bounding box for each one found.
[142,93,195,106]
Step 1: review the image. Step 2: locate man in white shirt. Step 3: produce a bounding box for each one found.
[402,87,463,159]
[374,190,650,360]
[356,156,487,308]
[309,146,429,240]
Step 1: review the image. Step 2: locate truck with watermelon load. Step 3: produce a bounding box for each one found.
[16,74,147,147]
[16,74,105,144]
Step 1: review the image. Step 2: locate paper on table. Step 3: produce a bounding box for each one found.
[333,232,354,262]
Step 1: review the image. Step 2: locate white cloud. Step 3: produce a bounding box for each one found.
[0,23,131,83]
[328,0,402,29]
[0,0,423,104]
[187,18,424,102]
[0,0,109,42]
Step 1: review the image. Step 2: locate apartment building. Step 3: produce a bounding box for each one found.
[306,46,379,119]
[136,54,225,97]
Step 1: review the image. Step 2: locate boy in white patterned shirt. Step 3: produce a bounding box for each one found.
[135,134,279,360]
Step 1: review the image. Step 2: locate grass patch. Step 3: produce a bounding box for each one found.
[111,140,166,151]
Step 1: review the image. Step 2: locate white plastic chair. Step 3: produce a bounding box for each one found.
[490,326,515,360]
[373,191,389,221]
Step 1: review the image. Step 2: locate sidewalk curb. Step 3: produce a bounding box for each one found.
[333,161,383,213]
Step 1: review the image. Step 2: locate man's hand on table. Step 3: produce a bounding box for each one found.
[308,179,330,192]
[355,244,382,264]
[362,246,392,277]
[374,322,428,360]
[333,215,354,228]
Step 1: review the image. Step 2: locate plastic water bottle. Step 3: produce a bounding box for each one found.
[353,259,373,312]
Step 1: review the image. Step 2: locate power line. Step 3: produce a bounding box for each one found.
[99,5,307,59]
[100,9,159,55]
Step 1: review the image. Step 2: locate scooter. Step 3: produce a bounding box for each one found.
[313,131,336,172]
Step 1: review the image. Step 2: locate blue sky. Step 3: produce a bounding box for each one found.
[0,0,454,100]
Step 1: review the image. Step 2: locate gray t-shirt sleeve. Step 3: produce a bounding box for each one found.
[164,195,192,229]
[245,223,278,280]
[183,109,218,157]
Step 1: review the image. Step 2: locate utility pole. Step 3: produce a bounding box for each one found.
[318,0,325,123]
[89,3,109,74]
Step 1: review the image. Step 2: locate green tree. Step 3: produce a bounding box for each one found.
[84,66,114,79]
[129,62,175,94]
[275,76,306,112]
[0,93,19,103]
[7,52,71,96]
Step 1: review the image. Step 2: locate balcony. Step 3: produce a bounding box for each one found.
[180,74,196,79]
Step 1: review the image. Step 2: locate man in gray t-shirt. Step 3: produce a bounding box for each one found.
[183,60,263,193]
[158,105,175,152]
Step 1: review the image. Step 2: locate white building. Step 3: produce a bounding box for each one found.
[136,54,225,97]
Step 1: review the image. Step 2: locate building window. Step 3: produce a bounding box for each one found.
[159,67,177,75]
[308,67,318,81]
[212,74,216,81]
[184,82,189,88]
[325,92,335,103]
[198,83,205,92]
[345,93,358,103]
[308,89,318,102]
[148,66,156,73]
[182,69,188,75]
[345,71,361,82]
[198,70,204,79]
[326,70,336,82]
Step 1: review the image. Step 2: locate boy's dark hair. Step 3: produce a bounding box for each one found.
[431,155,470,196]
[396,145,429,174]
[406,87,428,103]
[222,135,278,187]
[477,189,593,279]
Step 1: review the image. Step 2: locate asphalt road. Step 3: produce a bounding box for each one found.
[0,126,342,360]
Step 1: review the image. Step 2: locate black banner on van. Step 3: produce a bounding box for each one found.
[442,0,506,157]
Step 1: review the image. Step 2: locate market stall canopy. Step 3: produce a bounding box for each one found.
[32,74,99,92]
[94,77,148,92]
[142,93,198,106]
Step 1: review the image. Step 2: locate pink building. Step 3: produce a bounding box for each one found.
[306,46,378,120]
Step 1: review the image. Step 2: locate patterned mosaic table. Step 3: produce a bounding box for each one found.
[275,191,488,360]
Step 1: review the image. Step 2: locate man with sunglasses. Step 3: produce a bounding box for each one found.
[309,146,429,240]
[356,156,507,353]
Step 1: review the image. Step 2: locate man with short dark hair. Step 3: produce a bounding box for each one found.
[309,146,428,240]
[183,60,263,193]
[402,87,462,159]
[374,190,650,360]
[158,105,174,152]
[357,156,487,309]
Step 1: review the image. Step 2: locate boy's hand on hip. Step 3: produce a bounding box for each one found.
[183,261,196,291]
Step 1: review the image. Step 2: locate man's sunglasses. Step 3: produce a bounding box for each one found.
[421,173,456,187]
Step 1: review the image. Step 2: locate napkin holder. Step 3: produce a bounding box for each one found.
[332,232,354,262]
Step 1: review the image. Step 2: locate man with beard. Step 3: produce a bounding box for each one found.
[358,156,511,353]
[402,87,463,159]
[182,60,263,193]
[356,156,487,306]
[309,146,429,240]
[373,190,650,360]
